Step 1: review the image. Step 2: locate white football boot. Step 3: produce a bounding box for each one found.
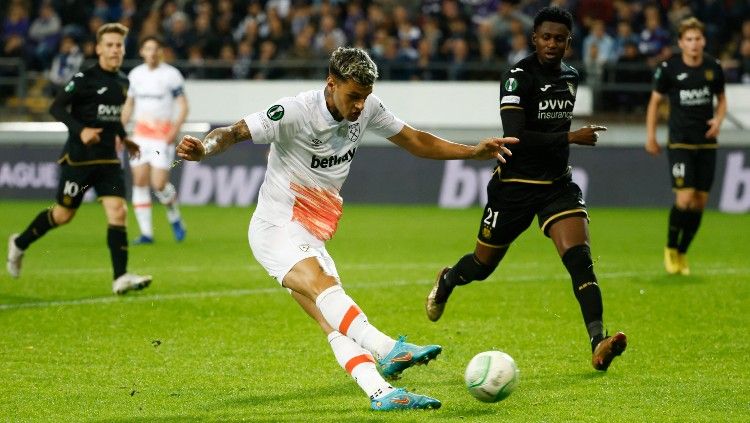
[112,273,152,295]
[7,234,24,278]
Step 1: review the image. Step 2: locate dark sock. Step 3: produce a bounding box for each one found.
[445,253,496,288]
[437,254,497,303]
[561,244,604,350]
[667,205,684,249]
[677,210,702,254]
[15,209,57,250]
[107,225,128,279]
[589,324,605,352]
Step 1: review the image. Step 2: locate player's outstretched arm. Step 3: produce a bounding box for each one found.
[387,124,518,162]
[176,119,252,161]
[568,125,607,146]
[645,91,664,156]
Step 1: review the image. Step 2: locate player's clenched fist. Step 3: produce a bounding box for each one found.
[176,135,206,161]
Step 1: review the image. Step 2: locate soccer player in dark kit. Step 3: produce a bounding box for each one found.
[425,7,627,371]
[6,23,152,295]
[645,17,726,276]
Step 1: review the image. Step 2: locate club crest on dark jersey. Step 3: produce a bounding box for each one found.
[567,82,576,96]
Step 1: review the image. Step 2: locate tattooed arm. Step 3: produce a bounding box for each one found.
[176,119,252,161]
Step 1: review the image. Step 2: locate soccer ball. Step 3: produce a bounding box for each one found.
[464,350,520,402]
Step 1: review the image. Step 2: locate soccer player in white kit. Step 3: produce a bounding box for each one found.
[176,47,518,411]
[121,36,189,244]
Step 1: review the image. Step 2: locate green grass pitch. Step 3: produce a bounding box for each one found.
[1,201,748,421]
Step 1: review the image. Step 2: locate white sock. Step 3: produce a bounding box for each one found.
[154,182,181,223]
[132,185,153,237]
[327,331,394,399]
[316,285,396,360]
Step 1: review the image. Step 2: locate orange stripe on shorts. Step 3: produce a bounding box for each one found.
[345,354,374,374]
[338,305,362,335]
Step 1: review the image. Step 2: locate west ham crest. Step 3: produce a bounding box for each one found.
[348,123,360,143]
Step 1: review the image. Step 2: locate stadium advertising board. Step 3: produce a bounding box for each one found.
[1,144,749,212]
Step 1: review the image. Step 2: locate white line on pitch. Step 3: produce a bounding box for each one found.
[1,267,748,311]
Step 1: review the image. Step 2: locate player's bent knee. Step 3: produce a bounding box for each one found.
[51,205,75,225]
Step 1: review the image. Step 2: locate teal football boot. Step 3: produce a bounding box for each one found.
[379,336,442,379]
[370,388,441,411]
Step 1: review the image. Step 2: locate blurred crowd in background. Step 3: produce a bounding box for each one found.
[1,0,749,107]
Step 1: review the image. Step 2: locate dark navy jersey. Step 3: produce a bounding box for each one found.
[50,63,129,165]
[653,54,725,146]
[498,54,579,183]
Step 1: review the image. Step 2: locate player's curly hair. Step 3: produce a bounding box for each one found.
[533,6,573,31]
[328,47,379,86]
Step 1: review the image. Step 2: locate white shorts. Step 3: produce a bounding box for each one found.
[248,215,340,284]
[129,137,175,170]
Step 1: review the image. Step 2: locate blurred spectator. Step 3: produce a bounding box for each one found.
[577,0,615,27]
[279,27,318,79]
[46,33,82,96]
[212,43,235,79]
[343,2,365,39]
[611,41,651,111]
[266,0,292,19]
[254,40,281,80]
[193,12,220,58]
[375,36,413,80]
[290,1,313,36]
[232,39,253,79]
[667,0,693,34]
[349,19,370,50]
[612,21,640,61]
[485,0,533,46]
[28,1,61,69]
[471,37,504,81]
[164,11,194,60]
[313,14,347,56]
[638,4,671,66]
[446,37,470,81]
[0,0,747,87]
[234,1,266,43]
[583,19,615,83]
[393,5,420,46]
[507,32,529,65]
[185,45,208,79]
[412,38,444,81]
[264,9,292,49]
[2,1,30,60]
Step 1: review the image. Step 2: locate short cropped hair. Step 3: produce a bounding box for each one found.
[678,17,705,38]
[96,23,129,43]
[533,6,573,32]
[328,47,379,86]
[140,35,164,49]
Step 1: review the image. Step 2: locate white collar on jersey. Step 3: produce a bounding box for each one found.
[318,88,342,125]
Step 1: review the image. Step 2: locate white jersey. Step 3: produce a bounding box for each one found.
[127,62,185,142]
[244,89,405,241]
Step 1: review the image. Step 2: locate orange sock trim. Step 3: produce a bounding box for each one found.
[344,354,374,374]
[338,305,362,336]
